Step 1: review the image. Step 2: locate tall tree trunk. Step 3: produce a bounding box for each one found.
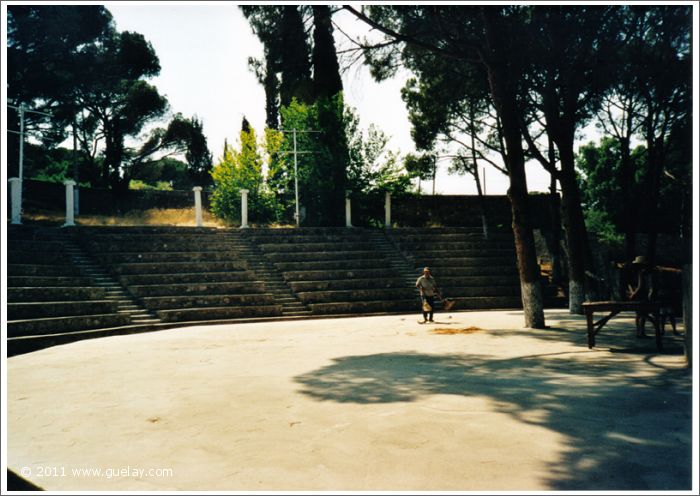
[312,6,346,226]
[279,6,312,106]
[558,140,593,314]
[263,52,279,130]
[618,136,636,262]
[547,172,564,286]
[482,8,545,329]
[644,136,664,265]
[312,5,343,99]
[553,132,593,314]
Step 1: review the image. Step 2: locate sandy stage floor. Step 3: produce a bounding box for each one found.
[6,309,694,491]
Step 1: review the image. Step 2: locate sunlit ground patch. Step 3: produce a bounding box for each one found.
[430,326,483,335]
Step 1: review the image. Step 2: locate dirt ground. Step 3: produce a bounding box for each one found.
[5,309,695,492]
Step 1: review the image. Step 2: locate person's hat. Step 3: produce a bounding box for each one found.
[632,255,649,265]
[423,266,431,272]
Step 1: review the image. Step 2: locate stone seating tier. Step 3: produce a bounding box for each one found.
[8,287,106,302]
[82,241,240,253]
[393,240,516,251]
[387,232,514,242]
[308,299,417,315]
[274,259,387,272]
[118,271,259,286]
[107,260,248,275]
[139,293,275,310]
[296,288,416,304]
[411,256,518,268]
[414,266,519,277]
[7,264,82,277]
[282,268,400,281]
[263,250,380,263]
[244,227,368,236]
[156,305,283,322]
[8,313,132,337]
[405,248,516,258]
[93,250,244,264]
[8,300,120,320]
[8,240,67,252]
[247,234,368,244]
[7,276,94,287]
[127,281,267,297]
[258,242,378,253]
[9,251,72,265]
[287,277,407,292]
[75,226,223,235]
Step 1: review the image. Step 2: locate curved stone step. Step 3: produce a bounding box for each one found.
[118,271,257,286]
[8,313,131,337]
[128,281,268,297]
[282,268,399,281]
[8,300,119,320]
[156,305,283,322]
[288,277,408,292]
[7,264,82,277]
[109,260,248,275]
[94,250,244,264]
[263,250,383,262]
[82,241,240,253]
[259,242,377,253]
[139,293,276,310]
[274,259,386,272]
[7,276,94,288]
[308,299,418,315]
[297,288,416,304]
[8,286,106,302]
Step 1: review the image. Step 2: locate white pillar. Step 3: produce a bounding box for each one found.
[9,177,22,225]
[384,191,392,228]
[63,180,76,227]
[240,189,249,228]
[193,186,203,227]
[345,190,352,228]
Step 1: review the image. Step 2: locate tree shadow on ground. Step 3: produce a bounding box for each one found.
[294,341,691,490]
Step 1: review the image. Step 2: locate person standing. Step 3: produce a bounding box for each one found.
[416,266,440,323]
[626,255,657,337]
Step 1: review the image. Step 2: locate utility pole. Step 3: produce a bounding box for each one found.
[7,103,52,221]
[277,128,321,227]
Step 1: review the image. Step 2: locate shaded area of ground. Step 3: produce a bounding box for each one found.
[296,351,690,489]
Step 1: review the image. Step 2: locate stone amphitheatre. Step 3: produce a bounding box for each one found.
[5,204,693,492]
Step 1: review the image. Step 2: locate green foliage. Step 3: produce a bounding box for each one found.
[274,96,348,226]
[272,97,411,225]
[583,209,624,245]
[403,152,437,182]
[210,124,280,225]
[128,179,173,191]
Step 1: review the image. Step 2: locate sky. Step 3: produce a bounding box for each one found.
[107,3,559,195]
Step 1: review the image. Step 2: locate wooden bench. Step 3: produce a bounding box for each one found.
[582,301,662,351]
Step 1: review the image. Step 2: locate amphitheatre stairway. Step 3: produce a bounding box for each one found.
[7,225,133,355]
[6,223,560,355]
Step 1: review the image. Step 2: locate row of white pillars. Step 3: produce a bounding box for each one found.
[8,180,393,229]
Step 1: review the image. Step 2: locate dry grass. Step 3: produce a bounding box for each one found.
[20,208,228,228]
[430,326,483,335]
